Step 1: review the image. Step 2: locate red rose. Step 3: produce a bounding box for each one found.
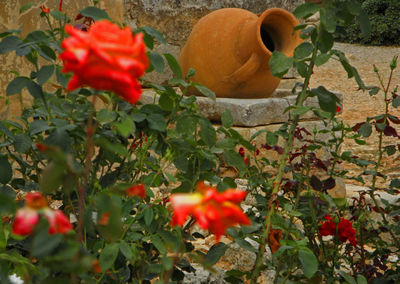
[43,209,73,234]
[12,208,39,236]
[319,214,357,246]
[126,184,146,199]
[60,20,148,105]
[170,182,250,242]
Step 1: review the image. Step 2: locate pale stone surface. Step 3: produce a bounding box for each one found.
[139,89,343,127]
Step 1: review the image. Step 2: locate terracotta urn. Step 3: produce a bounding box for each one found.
[178,8,301,98]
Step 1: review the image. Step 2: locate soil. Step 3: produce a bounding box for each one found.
[309,42,400,186]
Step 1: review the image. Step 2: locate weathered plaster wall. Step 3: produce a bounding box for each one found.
[0,0,123,119]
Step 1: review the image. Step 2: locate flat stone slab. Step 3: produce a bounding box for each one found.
[139,89,342,127]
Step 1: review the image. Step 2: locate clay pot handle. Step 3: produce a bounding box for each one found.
[224,52,262,86]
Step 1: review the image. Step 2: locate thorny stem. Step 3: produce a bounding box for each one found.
[368,63,400,248]
[250,40,319,283]
[77,95,97,243]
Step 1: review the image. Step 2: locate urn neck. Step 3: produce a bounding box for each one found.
[256,8,301,57]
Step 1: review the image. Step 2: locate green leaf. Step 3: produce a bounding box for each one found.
[356,274,367,284]
[50,10,66,21]
[37,65,54,85]
[147,113,166,132]
[0,36,22,54]
[315,53,331,66]
[99,243,120,271]
[384,145,396,156]
[39,162,66,194]
[164,53,182,78]
[357,11,371,38]
[294,42,313,59]
[199,119,216,147]
[149,235,166,255]
[115,116,135,138]
[224,150,246,173]
[120,240,133,260]
[312,86,339,117]
[95,137,129,157]
[29,120,52,135]
[149,52,165,73]
[0,157,12,184]
[159,93,174,111]
[0,192,16,215]
[19,2,35,14]
[298,248,318,279]
[56,67,68,88]
[266,131,278,146]
[269,51,294,78]
[339,271,357,284]
[221,109,233,128]
[205,243,228,265]
[346,1,362,16]
[358,123,372,137]
[320,7,336,33]
[6,76,29,95]
[97,109,117,124]
[292,106,311,116]
[26,81,43,99]
[215,138,236,149]
[144,207,154,226]
[14,134,32,153]
[138,26,166,45]
[393,96,400,108]
[295,61,308,77]
[368,87,379,96]
[32,229,63,257]
[235,239,257,253]
[39,45,56,61]
[80,6,110,21]
[293,3,320,19]
[317,28,334,53]
[193,84,216,101]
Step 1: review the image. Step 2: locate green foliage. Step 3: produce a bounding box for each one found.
[335,0,400,45]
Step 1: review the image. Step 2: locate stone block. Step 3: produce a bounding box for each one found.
[139,89,343,127]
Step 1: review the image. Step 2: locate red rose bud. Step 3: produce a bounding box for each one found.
[238,147,245,157]
[26,192,48,209]
[98,212,110,226]
[36,142,48,152]
[75,13,83,20]
[12,208,39,236]
[59,0,63,11]
[59,20,148,105]
[126,184,146,199]
[244,157,249,165]
[336,105,342,113]
[41,5,50,13]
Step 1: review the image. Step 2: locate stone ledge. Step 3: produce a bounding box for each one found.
[139,89,343,127]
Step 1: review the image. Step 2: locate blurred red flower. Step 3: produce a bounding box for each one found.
[126,184,146,199]
[12,207,39,236]
[43,209,73,234]
[41,5,50,13]
[170,182,250,242]
[319,214,357,246]
[60,20,148,104]
[12,192,73,236]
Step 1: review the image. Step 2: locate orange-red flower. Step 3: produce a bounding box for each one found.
[170,182,250,242]
[41,5,50,13]
[12,192,73,236]
[60,20,148,105]
[126,184,146,199]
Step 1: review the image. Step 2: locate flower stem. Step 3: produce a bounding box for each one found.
[250,42,319,283]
